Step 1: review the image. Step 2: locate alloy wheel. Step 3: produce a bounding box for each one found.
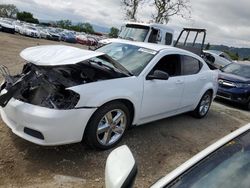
[199,94,211,116]
[96,109,127,146]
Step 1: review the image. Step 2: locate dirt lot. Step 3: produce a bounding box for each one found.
[0,32,249,188]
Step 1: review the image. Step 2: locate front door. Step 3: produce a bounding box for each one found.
[140,54,184,120]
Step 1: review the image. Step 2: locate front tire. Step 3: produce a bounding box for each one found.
[192,91,212,118]
[84,102,130,150]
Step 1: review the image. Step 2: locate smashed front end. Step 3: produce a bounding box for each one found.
[0,61,126,145]
[0,61,125,110]
[0,45,130,145]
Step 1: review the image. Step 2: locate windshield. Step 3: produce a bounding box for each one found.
[118,25,149,42]
[97,42,157,76]
[166,130,250,188]
[222,63,250,78]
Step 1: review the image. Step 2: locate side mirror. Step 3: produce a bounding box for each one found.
[105,145,137,188]
[146,70,169,80]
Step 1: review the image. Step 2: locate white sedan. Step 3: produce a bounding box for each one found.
[0,40,218,149]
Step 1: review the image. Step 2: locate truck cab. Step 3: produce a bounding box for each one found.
[99,22,174,46]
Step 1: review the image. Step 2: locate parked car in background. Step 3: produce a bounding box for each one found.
[0,20,15,34]
[60,31,77,43]
[203,50,232,70]
[38,27,51,39]
[87,36,98,46]
[22,25,41,38]
[0,40,218,149]
[46,28,60,41]
[217,63,250,110]
[76,33,89,45]
[13,21,23,33]
[105,123,250,188]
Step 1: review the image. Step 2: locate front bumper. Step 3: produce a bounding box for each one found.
[217,87,250,104]
[0,98,97,146]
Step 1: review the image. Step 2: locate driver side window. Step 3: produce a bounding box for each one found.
[151,55,181,77]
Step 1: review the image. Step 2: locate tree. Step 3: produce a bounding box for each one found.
[82,23,94,34]
[121,0,143,21]
[109,27,119,38]
[0,4,18,18]
[236,52,239,60]
[152,0,190,24]
[16,11,39,24]
[56,20,72,29]
[224,51,239,61]
[205,43,211,50]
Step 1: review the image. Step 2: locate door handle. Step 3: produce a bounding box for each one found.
[175,80,184,84]
[200,76,207,80]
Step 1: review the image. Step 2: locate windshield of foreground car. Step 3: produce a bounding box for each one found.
[87,55,130,76]
[221,63,250,78]
[165,130,250,188]
[96,42,157,76]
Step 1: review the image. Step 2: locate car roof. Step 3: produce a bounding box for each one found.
[106,38,187,52]
[107,38,204,60]
[151,123,250,187]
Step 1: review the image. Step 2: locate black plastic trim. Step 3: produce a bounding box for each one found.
[24,127,44,140]
[121,163,138,188]
[74,106,97,109]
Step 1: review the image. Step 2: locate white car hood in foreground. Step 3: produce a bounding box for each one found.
[20,45,104,66]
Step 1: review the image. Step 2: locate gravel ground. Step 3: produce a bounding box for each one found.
[0,32,249,188]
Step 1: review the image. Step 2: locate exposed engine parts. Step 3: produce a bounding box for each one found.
[0,61,126,109]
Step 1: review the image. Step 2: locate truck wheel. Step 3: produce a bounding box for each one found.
[84,102,130,150]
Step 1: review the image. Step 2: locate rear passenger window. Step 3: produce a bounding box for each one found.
[181,55,202,75]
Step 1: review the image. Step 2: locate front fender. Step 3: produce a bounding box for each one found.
[69,77,143,124]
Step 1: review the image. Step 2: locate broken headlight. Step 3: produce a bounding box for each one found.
[40,89,80,110]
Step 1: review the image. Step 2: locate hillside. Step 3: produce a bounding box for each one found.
[209,45,250,59]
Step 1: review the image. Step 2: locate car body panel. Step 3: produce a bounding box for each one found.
[70,76,143,125]
[0,97,96,145]
[217,64,250,105]
[20,45,104,66]
[151,123,250,187]
[203,50,232,69]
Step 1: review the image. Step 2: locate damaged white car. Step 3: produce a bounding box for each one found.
[0,40,218,149]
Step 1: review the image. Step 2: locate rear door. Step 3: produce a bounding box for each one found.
[179,55,206,108]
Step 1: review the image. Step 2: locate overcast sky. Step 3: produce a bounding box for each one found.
[2,0,250,47]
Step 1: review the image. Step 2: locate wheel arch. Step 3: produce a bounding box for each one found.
[85,98,137,131]
[98,98,136,126]
[193,86,215,110]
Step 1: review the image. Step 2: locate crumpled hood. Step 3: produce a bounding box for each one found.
[20,45,104,66]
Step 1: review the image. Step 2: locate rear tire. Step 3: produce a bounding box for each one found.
[84,101,130,150]
[192,91,212,118]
